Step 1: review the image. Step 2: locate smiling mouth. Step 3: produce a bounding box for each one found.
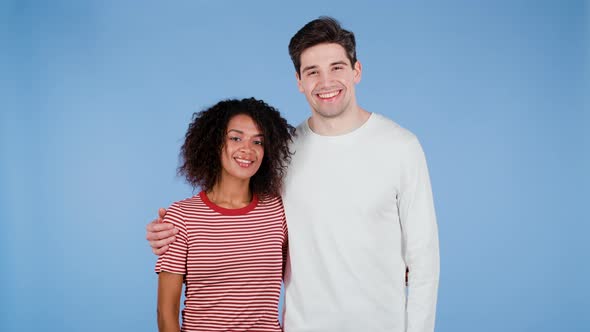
[317,90,341,99]
[235,157,254,167]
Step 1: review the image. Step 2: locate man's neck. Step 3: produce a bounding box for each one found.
[308,107,371,136]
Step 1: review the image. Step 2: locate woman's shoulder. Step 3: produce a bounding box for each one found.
[256,194,284,208]
[169,192,207,211]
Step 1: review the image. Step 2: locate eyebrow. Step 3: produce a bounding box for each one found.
[301,61,350,73]
[331,61,349,67]
[227,129,264,137]
[301,65,318,73]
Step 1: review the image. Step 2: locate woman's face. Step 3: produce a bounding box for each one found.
[219,114,265,183]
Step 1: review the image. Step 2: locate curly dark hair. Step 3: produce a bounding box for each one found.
[178,97,295,197]
[288,16,357,76]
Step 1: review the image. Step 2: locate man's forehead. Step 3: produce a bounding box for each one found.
[300,43,349,63]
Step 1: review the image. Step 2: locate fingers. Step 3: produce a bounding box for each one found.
[146,221,174,233]
[158,207,167,220]
[149,235,177,252]
[146,225,178,241]
[152,244,169,256]
[146,207,175,256]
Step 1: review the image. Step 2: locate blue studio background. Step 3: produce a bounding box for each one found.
[1,0,588,331]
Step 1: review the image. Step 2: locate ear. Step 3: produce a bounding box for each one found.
[296,71,304,93]
[353,60,362,84]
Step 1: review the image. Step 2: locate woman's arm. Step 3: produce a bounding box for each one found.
[157,271,184,332]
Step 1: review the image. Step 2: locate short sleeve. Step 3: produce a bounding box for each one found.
[154,202,188,275]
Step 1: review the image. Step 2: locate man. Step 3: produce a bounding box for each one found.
[147,17,440,332]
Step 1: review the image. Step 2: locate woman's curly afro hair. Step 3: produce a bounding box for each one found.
[178,97,295,197]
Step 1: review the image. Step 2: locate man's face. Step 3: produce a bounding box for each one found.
[296,43,362,119]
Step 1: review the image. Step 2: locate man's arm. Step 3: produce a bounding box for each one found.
[147,208,179,255]
[399,136,440,332]
[157,271,183,332]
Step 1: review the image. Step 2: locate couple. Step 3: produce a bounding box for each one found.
[147,17,440,332]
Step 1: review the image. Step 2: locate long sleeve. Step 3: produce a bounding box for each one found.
[398,136,440,332]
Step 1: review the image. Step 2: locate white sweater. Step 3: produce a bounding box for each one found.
[282,113,440,332]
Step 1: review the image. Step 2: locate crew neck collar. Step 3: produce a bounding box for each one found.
[199,190,258,215]
[303,112,375,138]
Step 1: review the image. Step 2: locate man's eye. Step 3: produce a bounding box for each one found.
[307,71,318,76]
[333,66,343,71]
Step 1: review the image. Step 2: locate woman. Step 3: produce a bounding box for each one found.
[155,97,294,332]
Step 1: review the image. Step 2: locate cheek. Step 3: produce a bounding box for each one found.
[223,142,236,155]
[220,146,233,162]
[220,152,231,166]
[299,80,313,93]
[297,80,305,93]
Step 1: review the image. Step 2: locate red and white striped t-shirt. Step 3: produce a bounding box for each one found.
[155,191,288,332]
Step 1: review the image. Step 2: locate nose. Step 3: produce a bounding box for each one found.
[239,139,255,152]
[318,71,330,85]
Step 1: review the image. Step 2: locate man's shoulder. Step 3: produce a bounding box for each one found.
[289,113,420,147]
[293,120,308,137]
[289,120,310,149]
[369,113,419,144]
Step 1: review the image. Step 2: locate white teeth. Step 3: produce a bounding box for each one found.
[235,158,253,164]
[318,91,339,99]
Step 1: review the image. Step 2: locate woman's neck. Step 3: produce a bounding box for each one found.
[207,178,252,209]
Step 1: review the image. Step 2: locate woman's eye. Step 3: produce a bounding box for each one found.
[254,140,264,145]
[229,136,241,142]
